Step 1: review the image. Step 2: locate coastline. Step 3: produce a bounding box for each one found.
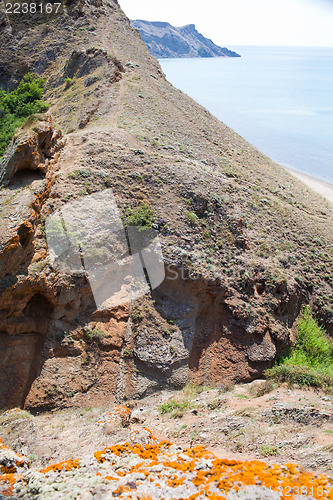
[160,50,333,209]
[284,167,333,205]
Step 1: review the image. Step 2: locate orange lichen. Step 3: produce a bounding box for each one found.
[2,428,332,499]
[2,235,20,254]
[0,439,9,450]
[92,429,333,499]
[0,439,27,473]
[0,465,16,474]
[40,459,80,474]
[166,476,186,487]
[0,474,22,498]
[97,406,131,427]
[95,472,118,480]
[4,408,21,415]
[94,437,172,464]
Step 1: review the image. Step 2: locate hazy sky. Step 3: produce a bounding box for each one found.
[118,0,333,47]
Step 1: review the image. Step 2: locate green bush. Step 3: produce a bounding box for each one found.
[261,445,279,457]
[266,364,333,389]
[295,306,333,364]
[185,211,198,224]
[124,203,155,230]
[68,168,91,179]
[0,73,48,157]
[159,398,193,415]
[85,327,105,343]
[266,306,333,389]
[65,76,74,89]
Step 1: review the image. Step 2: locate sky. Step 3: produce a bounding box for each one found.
[118,0,333,47]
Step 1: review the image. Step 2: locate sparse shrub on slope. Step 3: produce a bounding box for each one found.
[0,73,48,156]
[266,306,333,389]
[123,203,155,230]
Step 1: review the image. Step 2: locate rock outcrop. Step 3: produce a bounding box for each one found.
[131,20,240,58]
[0,0,332,412]
[0,118,64,409]
[1,424,332,499]
[2,385,333,497]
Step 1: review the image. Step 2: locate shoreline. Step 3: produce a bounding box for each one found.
[284,167,333,205]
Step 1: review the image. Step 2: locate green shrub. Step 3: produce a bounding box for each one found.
[295,306,333,364]
[159,398,193,416]
[85,327,105,343]
[266,364,333,389]
[185,211,198,224]
[266,306,333,389]
[68,168,91,179]
[124,203,155,230]
[182,382,212,397]
[0,73,48,156]
[261,445,279,457]
[65,76,74,89]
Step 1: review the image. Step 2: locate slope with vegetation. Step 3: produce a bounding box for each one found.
[0,0,332,414]
[0,0,333,496]
[0,74,48,156]
[268,307,333,389]
[1,388,333,498]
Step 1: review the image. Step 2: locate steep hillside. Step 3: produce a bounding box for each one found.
[0,0,332,414]
[131,20,240,58]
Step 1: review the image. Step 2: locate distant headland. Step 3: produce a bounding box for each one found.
[131,20,241,58]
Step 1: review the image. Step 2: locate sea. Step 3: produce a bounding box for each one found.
[159,46,333,185]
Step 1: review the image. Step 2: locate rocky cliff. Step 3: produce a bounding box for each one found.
[0,0,332,413]
[131,20,240,58]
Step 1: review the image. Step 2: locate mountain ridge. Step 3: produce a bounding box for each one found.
[0,0,331,414]
[131,19,240,58]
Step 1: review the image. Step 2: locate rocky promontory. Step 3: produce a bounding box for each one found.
[0,0,332,419]
[131,20,240,58]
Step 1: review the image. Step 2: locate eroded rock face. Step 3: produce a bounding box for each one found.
[0,117,61,186]
[123,265,291,399]
[0,118,63,281]
[0,332,47,409]
[0,274,58,409]
[24,305,129,412]
[63,47,124,83]
[0,120,64,409]
[0,0,332,412]
[0,117,312,410]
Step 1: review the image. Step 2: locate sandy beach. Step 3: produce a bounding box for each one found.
[285,167,333,205]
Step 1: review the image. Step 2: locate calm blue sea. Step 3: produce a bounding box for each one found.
[160,46,333,184]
